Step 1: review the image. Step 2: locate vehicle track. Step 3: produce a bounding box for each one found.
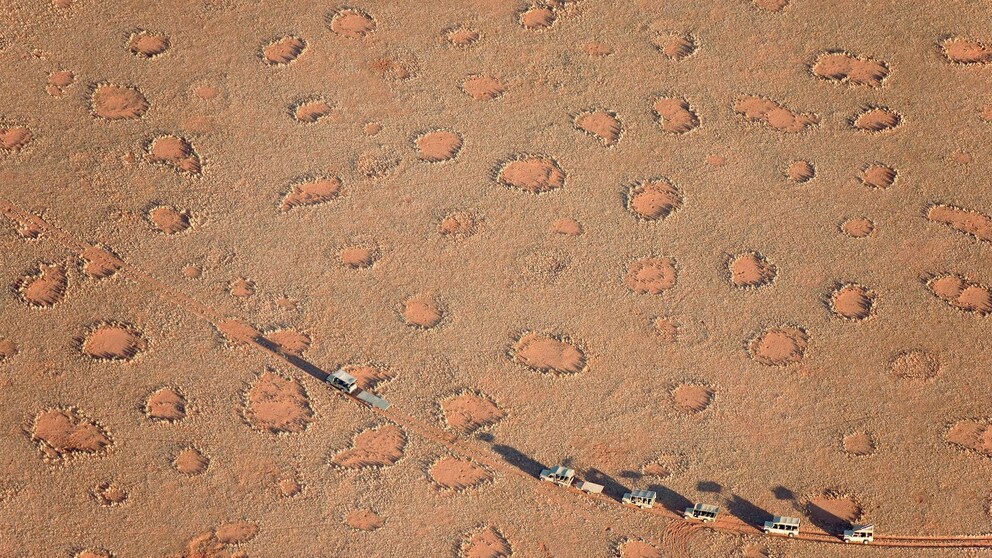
[3,196,991,552]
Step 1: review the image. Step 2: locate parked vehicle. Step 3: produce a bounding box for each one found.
[539,465,575,487]
[763,515,800,537]
[843,524,874,544]
[327,369,358,393]
[622,489,657,509]
[684,503,719,522]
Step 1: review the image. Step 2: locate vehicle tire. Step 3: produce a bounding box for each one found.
[789,533,796,538]
[863,540,869,545]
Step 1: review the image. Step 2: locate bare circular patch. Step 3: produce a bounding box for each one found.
[888,349,940,380]
[80,322,147,361]
[748,326,808,366]
[626,178,682,221]
[512,332,586,375]
[496,155,565,193]
[625,256,677,294]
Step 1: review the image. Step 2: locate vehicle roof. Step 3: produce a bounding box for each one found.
[851,524,874,531]
[629,489,656,499]
[330,369,357,383]
[694,503,719,513]
[548,465,574,476]
[771,516,801,526]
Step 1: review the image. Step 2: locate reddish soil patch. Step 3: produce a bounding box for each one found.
[842,217,875,238]
[414,129,463,162]
[17,262,67,307]
[46,70,74,97]
[0,338,17,361]
[652,32,696,60]
[946,419,992,455]
[145,386,187,422]
[330,424,407,469]
[751,0,788,11]
[440,391,507,433]
[642,454,687,478]
[728,251,777,288]
[147,205,190,234]
[651,97,700,134]
[90,84,149,120]
[851,107,901,132]
[243,371,313,434]
[786,160,815,183]
[439,210,478,239]
[672,384,714,413]
[461,75,506,101]
[927,204,992,243]
[328,8,376,38]
[173,446,209,475]
[262,35,306,66]
[80,246,122,279]
[76,550,111,558]
[370,54,419,81]
[519,5,556,30]
[889,349,941,380]
[940,37,992,64]
[748,326,808,366]
[170,522,256,558]
[446,27,481,48]
[127,30,170,58]
[618,540,663,558]
[512,332,586,374]
[31,408,112,460]
[626,178,682,221]
[741,544,772,558]
[583,42,614,56]
[291,98,335,123]
[927,274,992,315]
[93,481,128,506]
[858,163,897,188]
[830,283,876,320]
[263,329,311,356]
[276,476,302,498]
[496,155,565,193]
[81,322,146,361]
[653,316,679,342]
[625,256,678,294]
[550,217,582,235]
[807,492,862,527]
[574,109,623,146]
[146,135,201,175]
[810,51,888,87]
[461,526,512,558]
[842,432,876,456]
[280,176,341,210]
[345,509,383,531]
[228,278,255,298]
[338,245,377,268]
[734,96,818,132]
[429,456,493,490]
[340,364,395,391]
[401,293,445,329]
[0,125,32,152]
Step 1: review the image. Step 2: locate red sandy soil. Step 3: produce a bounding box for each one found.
[4,1,992,557]
[344,509,384,531]
[329,424,406,468]
[429,456,493,490]
[618,540,663,558]
[145,386,187,422]
[440,391,507,433]
[243,370,313,433]
[461,526,512,558]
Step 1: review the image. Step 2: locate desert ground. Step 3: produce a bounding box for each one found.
[1,0,992,556]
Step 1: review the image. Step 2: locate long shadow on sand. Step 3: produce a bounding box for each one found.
[726,494,772,526]
[477,434,546,477]
[254,336,330,381]
[646,484,693,513]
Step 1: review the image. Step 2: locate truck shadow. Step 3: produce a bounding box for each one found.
[583,468,629,499]
[253,336,329,382]
[646,484,692,513]
[477,435,546,477]
[726,494,771,526]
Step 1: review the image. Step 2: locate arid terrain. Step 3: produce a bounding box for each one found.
[1,0,992,556]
